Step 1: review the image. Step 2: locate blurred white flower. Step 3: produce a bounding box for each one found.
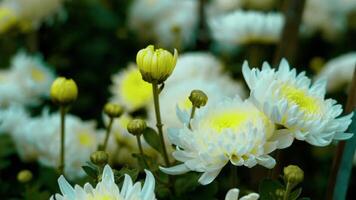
[209,10,284,45]
[161,97,277,185]
[52,165,156,200]
[225,188,259,200]
[110,64,152,111]
[302,0,356,41]
[0,51,55,106]
[0,0,65,31]
[128,0,198,49]
[243,59,353,147]
[206,0,242,17]
[316,52,356,92]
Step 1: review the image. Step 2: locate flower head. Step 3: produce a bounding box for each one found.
[52,165,156,200]
[50,77,78,105]
[136,45,178,83]
[160,97,277,185]
[242,59,353,147]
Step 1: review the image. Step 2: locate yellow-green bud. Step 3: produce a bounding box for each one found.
[284,165,304,184]
[275,188,285,198]
[17,170,33,183]
[189,90,208,108]
[0,7,18,34]
[50,77,78,105]
[136,45,178,83]
[90,151,109,166]
[104,103,124,118]
[127,119,147,136]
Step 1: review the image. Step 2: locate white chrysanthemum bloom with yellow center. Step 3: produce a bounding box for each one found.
[225,188,259,200]
[52,165,156,200]
[0,0,65,31]
[209,10,284,45]
[128,0,198,49]
[243,59,354,147]
[316,52,356,92]
[110,64,152,111]
[11,51,55,101]
[160,97,277,185]
[149,77,245,129]
[0,71,26,106]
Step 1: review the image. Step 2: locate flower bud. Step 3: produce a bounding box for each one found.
[127,119,147,136]
[104,103,124,118]
[189,90,208,108]
[50,77,78,105]
[17,170,33,183]
[283,165,304,184]
[275,188,285,198]
[90,151,109,166]
[136,45,178,83]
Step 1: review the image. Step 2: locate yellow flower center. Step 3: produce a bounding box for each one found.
[207,111,249,133]
[77,131,94,147]
[280,84,321,115]
[88,194,117,200]
[120,69,152,109]
[31,68,45,82]
[178,97,192,110]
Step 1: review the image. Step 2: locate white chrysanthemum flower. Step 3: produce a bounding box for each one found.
[302,0,356,41]
[0,0,65,31]
[242,59,354,147]
[128,0,198,49]
[160,97,277,185]
[206,0,242,17]
[209,10,284,45]
[0,71,26,107]
[33,112,101,179]
[110,64,152,111]
[52,165,156,200]
[11,51,55,100]
[316,52,356,92]
[149,77,245,129]
[225,188,259,200]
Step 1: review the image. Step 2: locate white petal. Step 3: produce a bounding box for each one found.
[159,164,190,175]
[225,188,240,200]
[198,169,222,185]
[141,170,155,200]
[58,175,75,199]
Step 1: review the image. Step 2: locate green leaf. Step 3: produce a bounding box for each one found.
[143,127,163,153]
[115,167,139,183]
[82,165,98,179]
[289,188,302,200]
[259,179,284,200]
[298,198,311,200]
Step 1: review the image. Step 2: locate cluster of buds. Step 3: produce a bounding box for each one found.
[136,45,178,84]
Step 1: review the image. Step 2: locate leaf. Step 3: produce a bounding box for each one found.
[115,167,139,183]
[174,172,200,196]
[259,179,284,200]
[82,165,98,179]
[143,127,163,153]
[298,198,311,200]
[289,187,302,200]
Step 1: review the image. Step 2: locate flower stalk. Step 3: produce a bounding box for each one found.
[136,135,149,169]
[59,106,66,175]
[152,81,170,167]
[188,105,196,130]
[102,117,114,151]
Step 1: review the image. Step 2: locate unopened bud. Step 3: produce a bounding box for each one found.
[17,170,33,183]
[127,119,147,136]
[50,77,78,105]
[189,90,208,108]
[275,188,285,198]
[284,165,304,184]
[104,103,124,118]
[90,151,109,166]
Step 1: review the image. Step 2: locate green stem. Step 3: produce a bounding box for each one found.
[136,135,150,169]
[152,81,170,167]
[188,106,196,130]
[283,182,292,200]
[103,118,114,151]
[59,106,66,175]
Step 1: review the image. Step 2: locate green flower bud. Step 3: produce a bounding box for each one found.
[284,165,304,184]
[189,90,208,108]
[275,188,285,198]
[50,77,78,105]
[127,119,147,136]
[104,103,124,118]
[90,151,109,166]
[136,45,178,83]
[17,170,33,183]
